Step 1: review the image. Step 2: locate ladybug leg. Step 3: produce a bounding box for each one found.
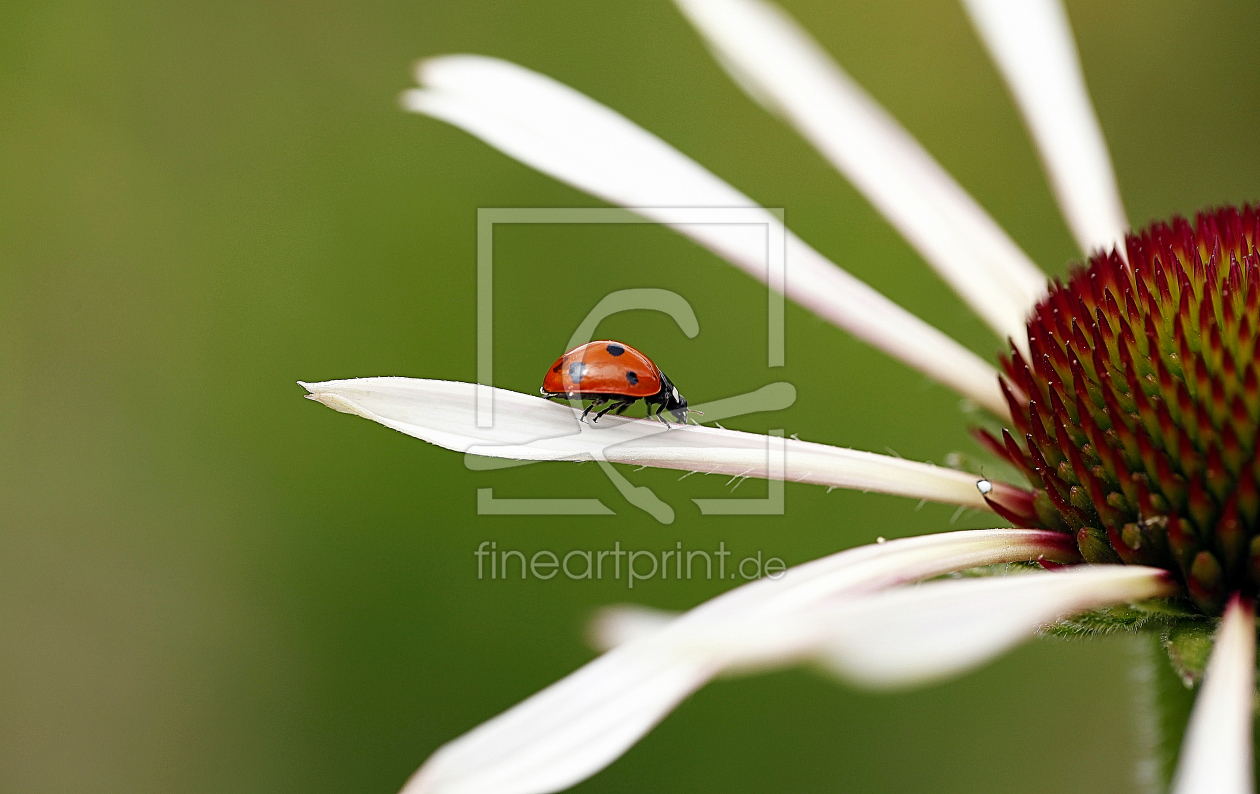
[580,398,608,423]
[594,399,635,422]
[592,400,625,423]
[654,403,673,429]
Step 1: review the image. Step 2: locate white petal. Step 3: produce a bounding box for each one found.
[815,565,1173,687]
[1172,595,1255,794]
[402,529,1079,794]
[599,566,1176,690]
[406,642,717,794]
[962,0,1128,256]
[588,605,679,652]
[301,377,993,508]
[402,55,1009,417]
[674,0,1046,347]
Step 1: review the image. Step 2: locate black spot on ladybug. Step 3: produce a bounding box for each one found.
[568,361,586,382]
[551,362,563,373]
[625,371,639,385]
[605,343,625,356]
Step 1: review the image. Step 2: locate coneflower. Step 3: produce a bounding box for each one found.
[301,1,1258,792]
[982,207,1260,617]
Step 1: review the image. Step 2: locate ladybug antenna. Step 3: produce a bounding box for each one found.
[688,410,704,416]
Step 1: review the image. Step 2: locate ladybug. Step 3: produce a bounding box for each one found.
[541,340,689,426]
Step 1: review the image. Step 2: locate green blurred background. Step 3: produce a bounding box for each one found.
[2,0,1258,791]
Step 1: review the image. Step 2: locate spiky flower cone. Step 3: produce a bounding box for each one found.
[977,205,1260,614]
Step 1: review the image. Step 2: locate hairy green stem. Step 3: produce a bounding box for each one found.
[1131,634,1196,792]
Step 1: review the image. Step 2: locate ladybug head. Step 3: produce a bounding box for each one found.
[660,375,688,423]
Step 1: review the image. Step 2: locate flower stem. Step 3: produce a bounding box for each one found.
[1132,634,1197,792]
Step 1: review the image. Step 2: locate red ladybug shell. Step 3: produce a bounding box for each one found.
[541,341,663,398]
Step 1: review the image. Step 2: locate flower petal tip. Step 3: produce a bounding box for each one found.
[300,385,368,417]
[411,57,432,85]
[412,54,454,86]
[588,605,678,652]
[399,88,423,112]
